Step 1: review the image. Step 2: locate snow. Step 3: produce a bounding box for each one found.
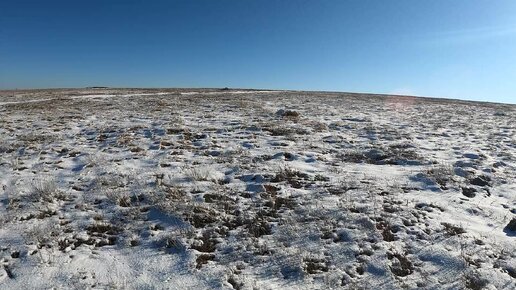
[0,89,515,289]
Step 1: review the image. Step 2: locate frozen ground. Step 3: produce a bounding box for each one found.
[0,88,515,289]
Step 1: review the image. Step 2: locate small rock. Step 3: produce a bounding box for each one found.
[504,217,516,233]
[474,239,485,245]
[10,251,20,258]
[493,161,506,168]
[470,176,490,187]
[461,187,477,198]
[283,152,296,161]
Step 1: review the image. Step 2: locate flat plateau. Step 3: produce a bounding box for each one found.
[0,89,514,289]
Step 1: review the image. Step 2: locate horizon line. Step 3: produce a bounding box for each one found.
[0,86,514,106]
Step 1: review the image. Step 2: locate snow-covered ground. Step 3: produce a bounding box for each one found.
[0,89,514,289]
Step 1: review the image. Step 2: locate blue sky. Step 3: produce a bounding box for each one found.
[1,0,515,104]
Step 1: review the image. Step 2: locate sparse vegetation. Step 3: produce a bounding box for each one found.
[0,89,514,289]
[426,164,454,189]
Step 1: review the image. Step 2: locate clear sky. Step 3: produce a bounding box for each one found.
[1,0,515,104]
